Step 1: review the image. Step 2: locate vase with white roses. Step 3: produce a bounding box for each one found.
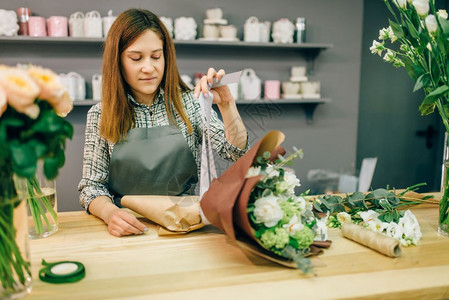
[370,0,449,236]
[0,64,73,298]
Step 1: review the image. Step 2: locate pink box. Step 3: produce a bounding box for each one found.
[28,16,47,37]
[264,80,281,100]
[47,16,68,37]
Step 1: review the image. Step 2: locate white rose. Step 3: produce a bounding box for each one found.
[437,9,448,19]
[253,195,283,227]
[394,0,407,9]
[413,0,430,17]
[246,166,261,178]
[425,14,438,32]
[359,210,380,222]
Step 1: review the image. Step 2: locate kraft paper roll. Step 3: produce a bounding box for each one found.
[341,223,401,257]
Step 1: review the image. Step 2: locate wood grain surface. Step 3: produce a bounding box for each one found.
[27,201,449,299]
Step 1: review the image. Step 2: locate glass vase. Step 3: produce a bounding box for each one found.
[24,161,58,239]
[439,132,449,236]
[0,169,32,299]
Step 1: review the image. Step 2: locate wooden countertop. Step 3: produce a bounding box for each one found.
[27,203,449,300]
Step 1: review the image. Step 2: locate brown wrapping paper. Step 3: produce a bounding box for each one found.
[201,130,332,268]
[341,223,401,257]
[121,195,204,234]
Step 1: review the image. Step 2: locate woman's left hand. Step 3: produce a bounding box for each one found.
[194,68,235,107]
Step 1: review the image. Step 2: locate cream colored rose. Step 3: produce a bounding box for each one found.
[53,91,74,117]
[28,65,65,102]
[0,85,7,118]
[336,212,351,224]
[0,67,40,119]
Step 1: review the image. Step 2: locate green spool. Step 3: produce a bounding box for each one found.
[39,259,85,284]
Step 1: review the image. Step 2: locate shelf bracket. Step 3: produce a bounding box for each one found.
[303,103,320,125]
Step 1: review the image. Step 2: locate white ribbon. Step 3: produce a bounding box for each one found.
[198,91,217,225]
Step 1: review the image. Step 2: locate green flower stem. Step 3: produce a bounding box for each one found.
[26,175,57,235]
[440,154,449,226]
[0,198,31,290]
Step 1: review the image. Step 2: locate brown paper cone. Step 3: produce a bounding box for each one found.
[341,223,401,257]
[200,130,285,238]
[121,195,204,233]
[201,130,332,268]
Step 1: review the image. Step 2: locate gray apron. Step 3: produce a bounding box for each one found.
[108,125,198,207]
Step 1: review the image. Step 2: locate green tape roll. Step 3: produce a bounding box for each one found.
[39,259,85,284]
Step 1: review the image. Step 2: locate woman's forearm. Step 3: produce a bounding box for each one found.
[88,196,119,224]
[218,101,247,149]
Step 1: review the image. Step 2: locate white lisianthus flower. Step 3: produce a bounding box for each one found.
[314,213,329,241]
[246,166,261,178]
[293,196,307,211]
[386,221,404,240]
[264,165,280,179]
[378,27,389,40]
[407,0,413,3]
[427,43,432,51]
[394,0,407,9]
[253,194,283,227]
[370,40,385,56]
[388,27,398,43]
[360,210,380,222]
[398,210,422,245]
[425,14,438,32]
[383,49,395,62]
[367,219,389,233]
[276,171,301,194]
[437,9,448,19]
[413,0,430,17]
[283,215,304,236]
[336,212,351,224]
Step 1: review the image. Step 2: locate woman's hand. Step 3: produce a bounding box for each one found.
[88,196,148,237]
[104,208,148,237]
[194,68,235,107]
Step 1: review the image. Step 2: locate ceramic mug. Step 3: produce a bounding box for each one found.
[102,10,116,38]
[220,25,237,39]
[69,11,84,37]
[84,10,102,38]
[301,81,320,96]
[282,81,301,95]
[291,66,306,77]
[244,16,260,42]
[66,72,85,100]
[264,80,281,100]
[92,74,102,101]
[203,24,220,39]
[47,16,68,37]
[28,16,47,37]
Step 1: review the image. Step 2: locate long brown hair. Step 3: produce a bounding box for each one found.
[101,8,192,143]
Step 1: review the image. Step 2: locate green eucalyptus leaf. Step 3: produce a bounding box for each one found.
[313,201,324,212]
[263,151,271,159]
[348,192,368,209]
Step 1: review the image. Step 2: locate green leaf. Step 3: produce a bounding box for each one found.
[440,18,449,35]
[348,192,367,209]
[402,57,421,80]
[419,85,449,115]
[389,20,404,39]
[405,18,419,40]
[413,73,431,92]
[313,201,323,212]
[262,151,270,159]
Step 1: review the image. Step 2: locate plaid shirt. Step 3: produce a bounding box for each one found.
[78,89,248,211]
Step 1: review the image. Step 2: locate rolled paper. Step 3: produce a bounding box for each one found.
[121,195,204,233]
[341,223,401,257]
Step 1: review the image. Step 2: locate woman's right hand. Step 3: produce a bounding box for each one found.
[104,209,148,237]
[89,196,148,237]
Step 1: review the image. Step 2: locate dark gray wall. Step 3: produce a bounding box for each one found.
[358,0,449,192]
[1,0,363,211]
